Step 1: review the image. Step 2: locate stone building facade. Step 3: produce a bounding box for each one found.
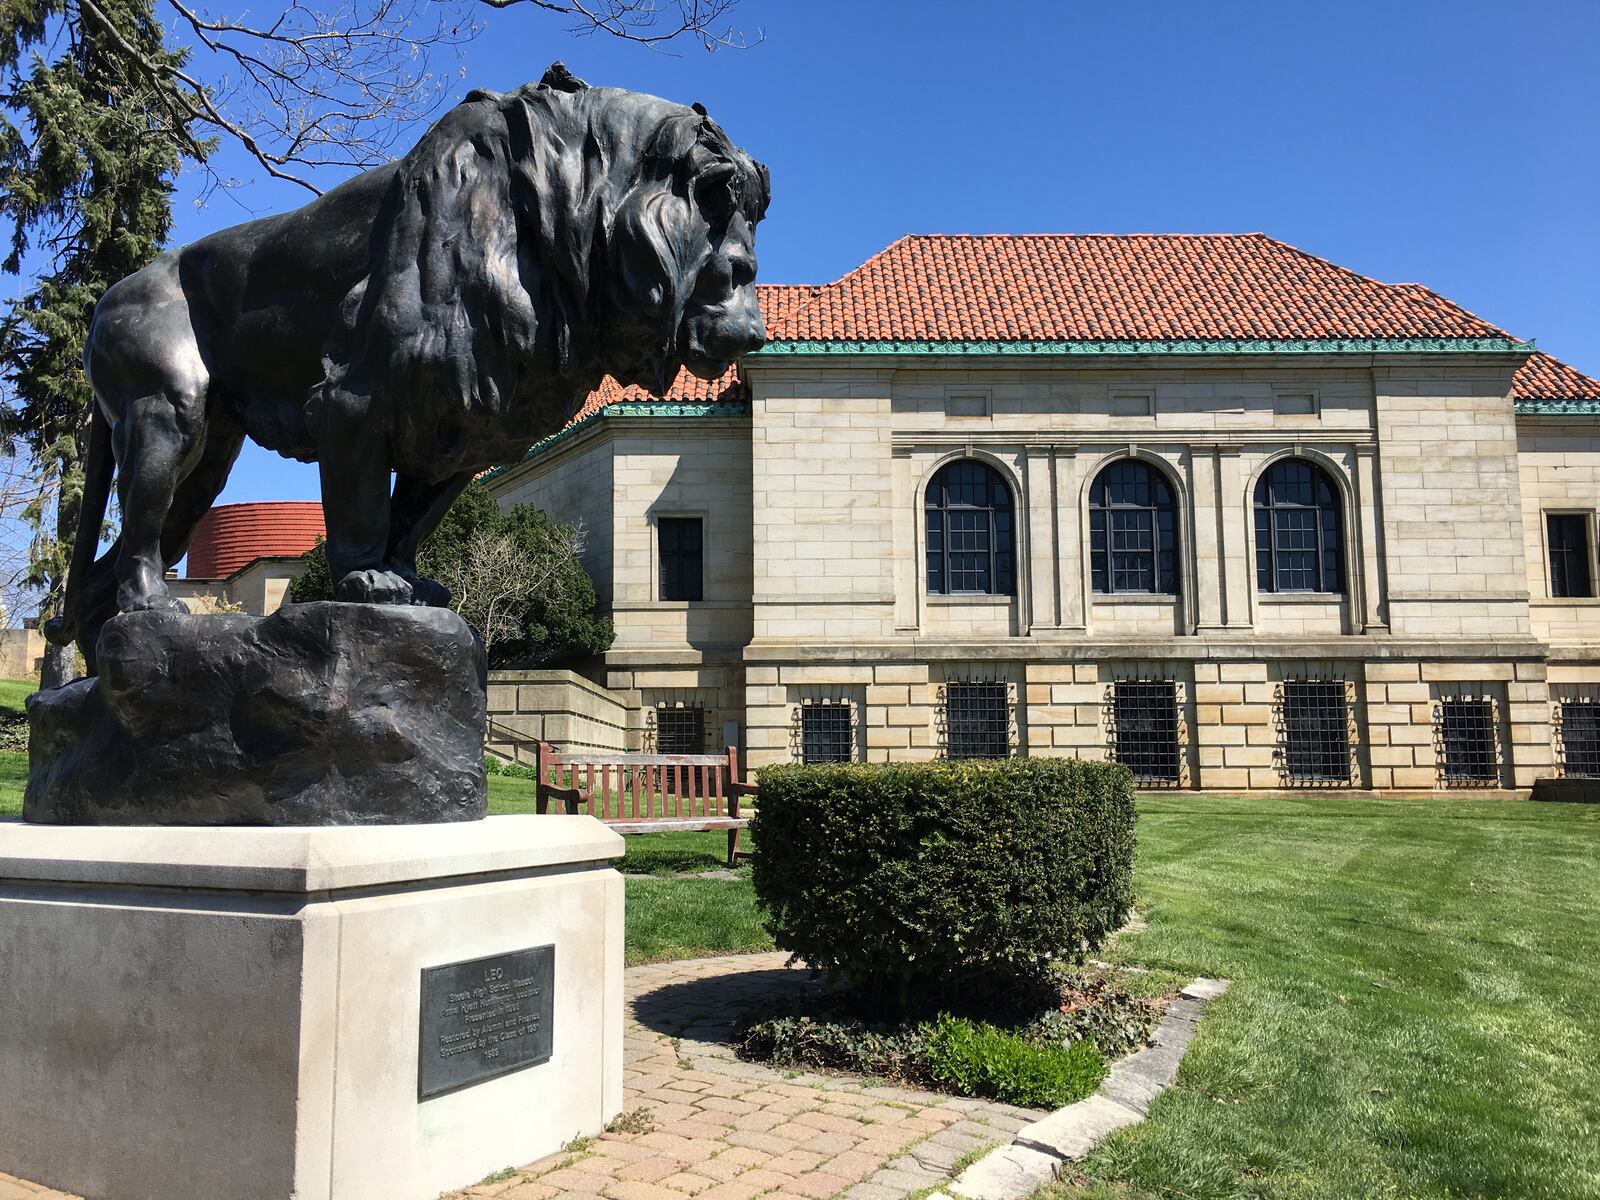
[486,235,1600,793]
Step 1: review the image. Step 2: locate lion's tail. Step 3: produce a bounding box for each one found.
[44,403,114,649]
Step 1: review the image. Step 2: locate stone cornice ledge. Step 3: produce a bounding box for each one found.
[743,638,1553,663]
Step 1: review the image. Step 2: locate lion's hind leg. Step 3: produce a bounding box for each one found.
[110,385,209,616]
[86,254,213,619]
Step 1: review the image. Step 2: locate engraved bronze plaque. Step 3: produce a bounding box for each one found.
[418,945,554,1100]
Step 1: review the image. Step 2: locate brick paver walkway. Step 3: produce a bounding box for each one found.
[0,953,1040,1200]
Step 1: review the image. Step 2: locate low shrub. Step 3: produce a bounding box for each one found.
[737,1015,932,1083]
[484,755,539,781]
[1024,973,1163,1059]
[0,713,27,753]
[751,758,1135,1013]
[926,1014,1106,1108]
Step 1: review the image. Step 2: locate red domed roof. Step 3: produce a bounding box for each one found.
[186,502,325,579]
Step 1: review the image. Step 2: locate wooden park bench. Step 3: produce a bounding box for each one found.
[533,742,756,865]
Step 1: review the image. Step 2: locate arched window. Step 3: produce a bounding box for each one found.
[925,460,1015,596]
[1254,459,1343,593]
[1089,459,1180,595]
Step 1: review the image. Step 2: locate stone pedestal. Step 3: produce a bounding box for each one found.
[0,816,625,1200]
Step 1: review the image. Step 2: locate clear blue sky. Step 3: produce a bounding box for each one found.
[166,0,1599,505]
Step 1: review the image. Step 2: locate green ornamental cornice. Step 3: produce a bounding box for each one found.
[601,401,751,418]
[1515,399,1600,416]
[749,336,1536,358]
[484,399,753,478]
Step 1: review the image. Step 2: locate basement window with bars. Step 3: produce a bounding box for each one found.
[1110,680,1181,785]
[1277,679,1352,785]
[943,683,1011,760]
[653,706,706,755]
[1435,698,1499,787]
[799,701,853,764]
[1557,701,1600,779]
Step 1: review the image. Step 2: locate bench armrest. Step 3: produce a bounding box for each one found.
[537,782,584,816]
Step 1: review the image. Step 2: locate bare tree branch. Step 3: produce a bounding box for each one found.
[474,0,756,50]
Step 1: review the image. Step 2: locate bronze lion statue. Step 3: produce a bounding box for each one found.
[50,63,768,668]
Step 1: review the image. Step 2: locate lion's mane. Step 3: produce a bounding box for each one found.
[315,63,769,462]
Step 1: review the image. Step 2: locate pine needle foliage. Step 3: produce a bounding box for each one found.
[0,0,205,678]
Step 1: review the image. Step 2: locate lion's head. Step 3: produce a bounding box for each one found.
[603,95,770,391]
[321,63,770,436]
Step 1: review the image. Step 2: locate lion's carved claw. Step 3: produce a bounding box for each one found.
[335,569,414,605]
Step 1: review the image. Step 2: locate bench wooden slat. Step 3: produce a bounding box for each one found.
[608,818,748,834]
[533,741,756,864]
[554,753,729,767]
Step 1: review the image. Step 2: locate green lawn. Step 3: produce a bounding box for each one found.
[12,734,1597,1198]
[0,678,33,718]
[488,769,768,962]
[0,748,24,814]
[1042,792,1600,1200]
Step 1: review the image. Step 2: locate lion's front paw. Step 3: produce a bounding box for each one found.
[335,569,415,605]
[120,591,189,616]
[406,575,451,608]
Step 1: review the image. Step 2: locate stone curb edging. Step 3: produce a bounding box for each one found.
[927,976,1232,1200]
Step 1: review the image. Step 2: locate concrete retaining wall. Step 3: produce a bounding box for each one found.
[486,669,631,763]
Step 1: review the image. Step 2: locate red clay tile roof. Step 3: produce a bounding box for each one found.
[186,502,325,579]
[550,236,1598,438]
[753,283,816,340]
[772,234,1514,343]
[556,283,816,424]
[564,362,747,423]
[1513,351,1600,403]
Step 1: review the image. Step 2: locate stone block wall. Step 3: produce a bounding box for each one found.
[0,627,43,680]
[739,650,1565,794]
[601,661,746,755]
[1374,365,1531,639]
[490,430,616,603]
[485,669,630,763]
[752,370,897,645]
[1517,416,1600,644]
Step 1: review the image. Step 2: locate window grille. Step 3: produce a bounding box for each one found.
[1254,459,1343,594]
[653,706,705,755]
[1276,679,1352,785]
[925,460,1015,596]
[1547,514,1594,598]
[1556,701,1600,779]
[1434,698,1499,787]
[941,682,1011,759]
[797,701,854,764]
[658,517,704,601]
[1089,460,1179,595]
[1108,680,1182,785]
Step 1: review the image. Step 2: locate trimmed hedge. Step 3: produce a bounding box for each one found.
[751,758,1135,1010]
